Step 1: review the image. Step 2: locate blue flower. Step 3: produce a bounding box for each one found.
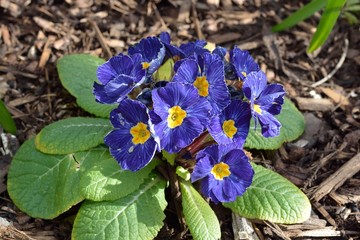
[242,71,286,137]
[173,52,230,115]
[93,53,146,104]
[191,145,254,204]
[104,99,158,171]
[208,100,251,147]
[128,36,165,75]
[179,40,209,57]
[151,82,211,153]
[230,46,260,81]
[159,32,186,59]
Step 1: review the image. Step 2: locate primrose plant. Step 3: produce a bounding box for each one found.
[8,32,311,240]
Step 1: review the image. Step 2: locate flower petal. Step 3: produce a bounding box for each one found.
[242,71,267,100]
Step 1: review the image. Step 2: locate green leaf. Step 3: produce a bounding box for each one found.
[80,157,160,201]
[176,166,191,181]
[223,163,311,224]
[346,4,360,11]
[0,99,16,134]
[57,54,116,118]
[307,0,347,53]
[7,139,109,219]
[180,180,221,240]
[152,58,174,81]
[272,0,326,32]
[343,11,360,24]
[35,117,112,154]
[244,98,305,150]
[72,174,167,240]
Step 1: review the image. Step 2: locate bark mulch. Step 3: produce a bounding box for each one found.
[0,0,359,239]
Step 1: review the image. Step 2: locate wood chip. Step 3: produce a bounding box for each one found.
[38,35,56,69]
[312,152,360,202]
[208,32,242,45]
[177,0,191,22]
[319,87,350,110]
[232,213,259,240]
[8,96,38,107]
[295,97,335,112]
[1,24,11,47]
[286,227,342,238]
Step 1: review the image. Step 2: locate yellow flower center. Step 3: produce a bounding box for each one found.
[167,106,187,128]
[142,62,150,69]
[241,71,247,77]
[130,122,151,144]
[222,120,237,139]
[194,76,209,97]
[254,104,262,114]
[211,162,231,180]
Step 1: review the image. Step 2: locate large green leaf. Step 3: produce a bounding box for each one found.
[80,157,159,201]
[35,117,112,154]
[57,54,116,118]
[0,99,16,134]
[272,0,326,32]
[180,180,221,240]
[223,163,311,224]
[7,139,109,219]
[308,0,347,52]
[72,175,167,240]
[244,98,305,150]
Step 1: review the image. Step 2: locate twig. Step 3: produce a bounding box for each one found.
[152,3,169,32]
[311,38,349,87]
[191,0,204,40]
[88,19,112,59]
[311,152,360,202]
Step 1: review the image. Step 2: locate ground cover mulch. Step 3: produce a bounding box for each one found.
[0,0,359,239]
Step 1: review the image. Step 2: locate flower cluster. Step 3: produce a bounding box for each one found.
[93,32,286,203]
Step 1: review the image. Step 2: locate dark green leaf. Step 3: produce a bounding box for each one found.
[35,117,112,154]
[57,54,116,118]
[0,99,16,134]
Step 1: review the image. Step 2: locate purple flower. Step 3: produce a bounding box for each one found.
[151,82,211,153]
[242,71,286,137]
[173,52,230,115]
[128,36,165,75]
[179,40,209,57]
[104,99,158,171]
[93,54,146,104]
[230,46,260,81]
[191,145,254,204]
[208,100,251,147]
[159,32,186,59]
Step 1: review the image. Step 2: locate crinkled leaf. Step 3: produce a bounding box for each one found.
[223,163,311,224]
[35,117,112,154]
[0,99,16,134]
[80,156,160,201]
[7,139,109,219]
[244,98,305,150]
[180,180,221,240]
[57,54,116,118]
[72,174,167,240]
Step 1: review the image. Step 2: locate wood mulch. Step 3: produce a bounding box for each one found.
[0,0,359,239]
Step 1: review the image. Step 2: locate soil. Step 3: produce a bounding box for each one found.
[0,0,359,239]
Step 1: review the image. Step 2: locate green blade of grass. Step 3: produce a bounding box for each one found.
[272,0,326,32]
[307,0,347,53]
[0,99,16,134]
